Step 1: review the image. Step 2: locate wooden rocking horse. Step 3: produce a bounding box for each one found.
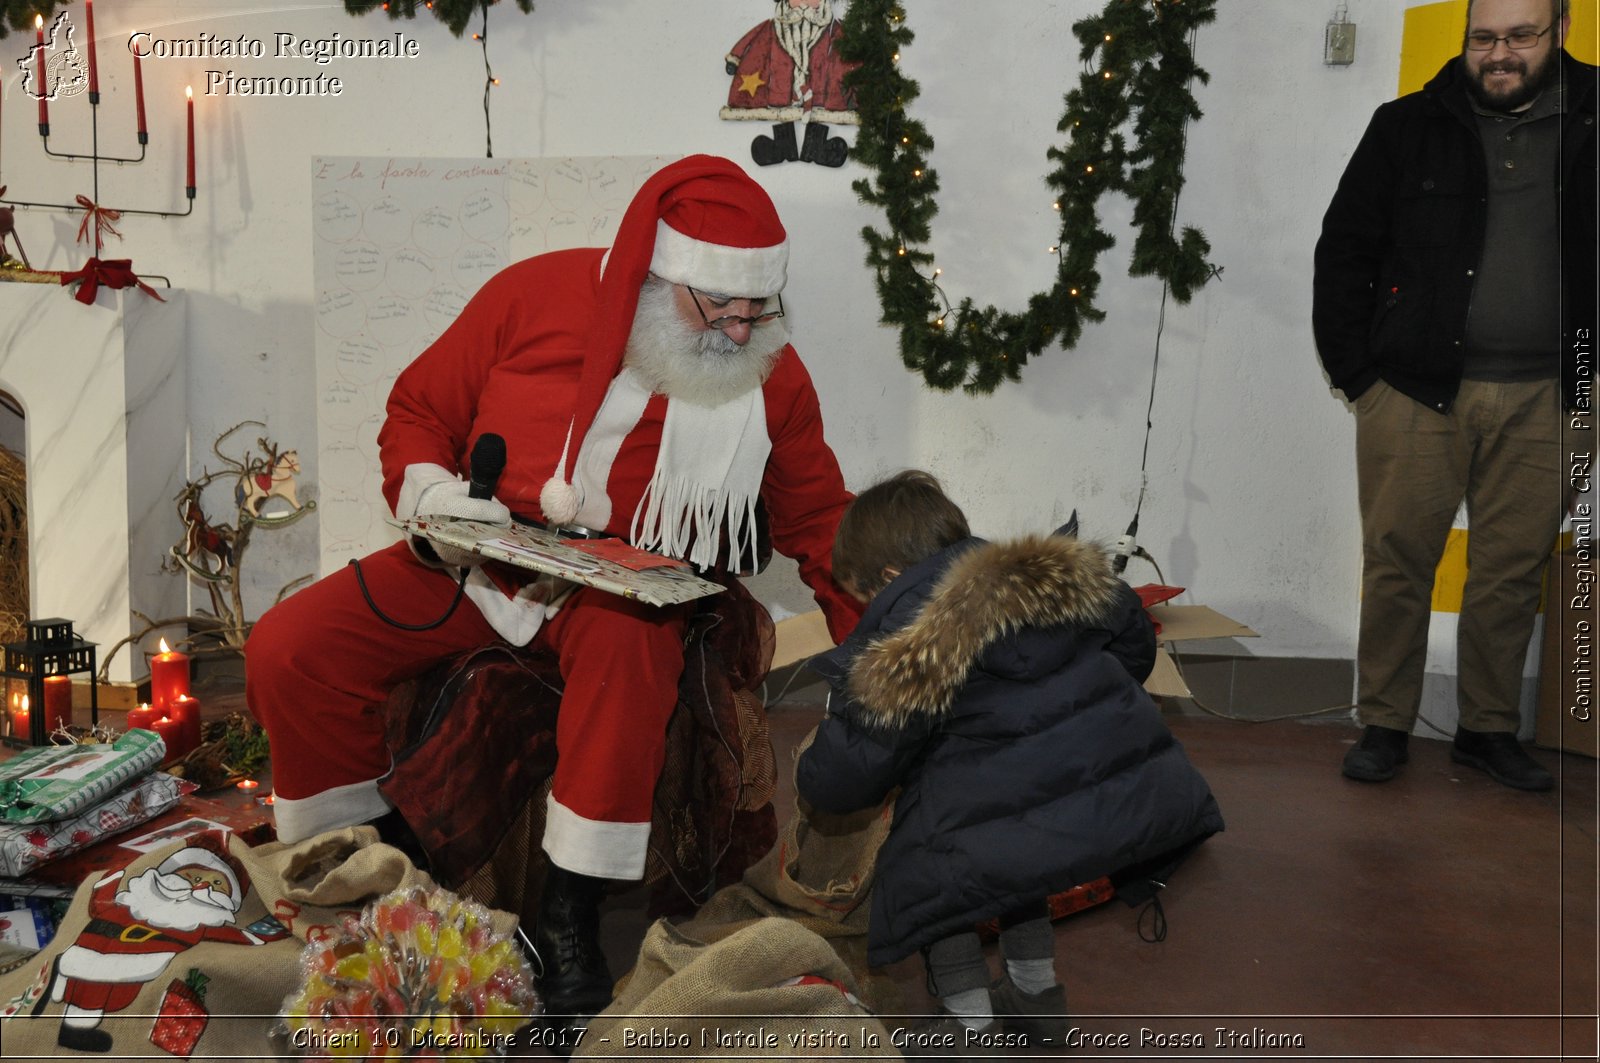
[235,442,312,521]
[0,190,33,271]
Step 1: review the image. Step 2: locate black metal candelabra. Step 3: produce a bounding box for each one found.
[1,13,192,263]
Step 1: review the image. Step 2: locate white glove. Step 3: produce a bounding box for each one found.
[413,479,511,567]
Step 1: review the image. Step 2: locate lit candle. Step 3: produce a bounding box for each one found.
[35,16,48,136]
[9,694,28,740]
[236,778,259,791]
[184,86,195,191]
[126,701,161,732]
[170,693,203,755]
[150,714,186,761]
[133,44,147,142]
[85,0,99,100]
[150,638,191,714]
[42,674,73,732]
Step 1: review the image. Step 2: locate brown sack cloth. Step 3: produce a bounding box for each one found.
[665,725,900,1012]
[574,917,898,1061]
[0,825,464,1059]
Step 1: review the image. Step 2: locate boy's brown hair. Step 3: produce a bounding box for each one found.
[832,470,971,599]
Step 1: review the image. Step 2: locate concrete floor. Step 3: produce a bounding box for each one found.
[198,675,1598,1060]
[588,694,1597,1061]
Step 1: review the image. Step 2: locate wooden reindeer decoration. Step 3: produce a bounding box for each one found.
[0,189,34,271]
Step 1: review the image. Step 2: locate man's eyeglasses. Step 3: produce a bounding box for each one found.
[687,286,785,330]
[1465,23,1553,50]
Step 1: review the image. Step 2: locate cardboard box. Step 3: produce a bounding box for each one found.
[1536,547,1600,758]
[772,604,1258,700]
[1145,604,1260,699]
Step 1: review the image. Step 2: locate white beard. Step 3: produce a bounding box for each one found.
[121,869,238,930]
[624,277,787,408]
[774,0,832,97]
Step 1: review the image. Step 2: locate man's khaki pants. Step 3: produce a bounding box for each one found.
[1355,377,1564,734]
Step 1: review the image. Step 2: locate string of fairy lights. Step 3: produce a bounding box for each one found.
[344,0,532,159]
[838,0,1219,394]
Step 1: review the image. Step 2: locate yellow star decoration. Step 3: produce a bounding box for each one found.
[738,70,767,96]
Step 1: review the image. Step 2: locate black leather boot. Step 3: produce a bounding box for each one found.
[367,807,431,872]
[799,121,849,167]
[1341,724,1408,782]
[751,122,800,166]
[533,865,614,1026]
[1451,727,1554,791]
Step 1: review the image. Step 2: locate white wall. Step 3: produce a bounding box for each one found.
[0,0,1412,661]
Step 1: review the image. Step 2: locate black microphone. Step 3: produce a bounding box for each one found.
[467,432,507,500]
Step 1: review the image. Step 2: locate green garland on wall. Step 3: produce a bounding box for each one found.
[839,0,1219,394]
[1,1,67,39]
[343,0,533,38]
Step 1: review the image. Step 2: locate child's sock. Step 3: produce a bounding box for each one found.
[1004,956,1057,996]
[997,912,1058,994]
[940,987,994,1031]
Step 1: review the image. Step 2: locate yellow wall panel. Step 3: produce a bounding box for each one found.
[1402,0,1598,96]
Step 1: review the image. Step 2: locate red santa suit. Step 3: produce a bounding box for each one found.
[722,11,858,124]
[247,156,860,880]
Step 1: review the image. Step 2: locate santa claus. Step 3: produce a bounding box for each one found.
[722,0,858,166]
[246,155,861,1029]
[37,837,284,1053]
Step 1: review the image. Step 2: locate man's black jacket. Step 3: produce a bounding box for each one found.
[1313,52,1597,413]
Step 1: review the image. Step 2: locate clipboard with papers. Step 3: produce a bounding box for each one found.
[391,517,726,608]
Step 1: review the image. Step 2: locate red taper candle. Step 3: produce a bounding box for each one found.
[35,16,48,135]
[85,0,99,99]
[185,86,194,190]
[133,46,147,142]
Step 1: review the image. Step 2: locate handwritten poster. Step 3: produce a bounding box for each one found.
[311,154,676,577]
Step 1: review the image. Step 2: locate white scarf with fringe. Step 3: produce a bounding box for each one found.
[571,367,769,572]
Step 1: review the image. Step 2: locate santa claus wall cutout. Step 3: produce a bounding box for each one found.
[721,0,859,167]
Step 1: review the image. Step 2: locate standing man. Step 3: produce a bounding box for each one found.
[1314,0,1596,790]
[246,155,861,1023]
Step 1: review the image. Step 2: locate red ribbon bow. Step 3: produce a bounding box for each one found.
[58,257,166,305]
[74,195,124,253]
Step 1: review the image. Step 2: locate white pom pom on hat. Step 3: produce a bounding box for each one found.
[539,155,789,526]
[539,474,582,526]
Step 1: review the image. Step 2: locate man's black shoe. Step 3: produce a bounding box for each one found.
[1341,724,1409,782]
[1451,727,1554,791]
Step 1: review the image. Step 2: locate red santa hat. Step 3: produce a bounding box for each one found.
[539,154,789,526]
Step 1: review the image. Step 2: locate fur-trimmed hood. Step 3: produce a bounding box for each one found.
[844,534,1124,725]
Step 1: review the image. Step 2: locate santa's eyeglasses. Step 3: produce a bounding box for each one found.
[687,286,785,330]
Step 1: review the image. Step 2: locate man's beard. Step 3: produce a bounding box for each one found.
[1465,45,1560,111]
[623,277,787,408]
[775,0,832,88]
[122,869,238,931]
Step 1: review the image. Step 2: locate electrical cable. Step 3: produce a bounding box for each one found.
[1132,548,1358,724]
[479,0,495,158]
[348,556,469,631]
[1117,19,1206,565]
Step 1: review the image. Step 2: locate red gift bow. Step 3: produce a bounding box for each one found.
[58,257,166,305]
[73,194,124,252]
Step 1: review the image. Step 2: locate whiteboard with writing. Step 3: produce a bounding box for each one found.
[311,154,676,577]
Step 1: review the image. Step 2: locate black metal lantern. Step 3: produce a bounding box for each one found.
[2,618,99,747]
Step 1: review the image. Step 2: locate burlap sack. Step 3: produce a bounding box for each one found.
[574,917,898,1061]
[665,725,899,1012]
[0,825,456,1059]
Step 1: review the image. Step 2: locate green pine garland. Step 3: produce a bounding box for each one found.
[343,0,533,38]
[1,1,69,39]
[839,0,1219,394]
